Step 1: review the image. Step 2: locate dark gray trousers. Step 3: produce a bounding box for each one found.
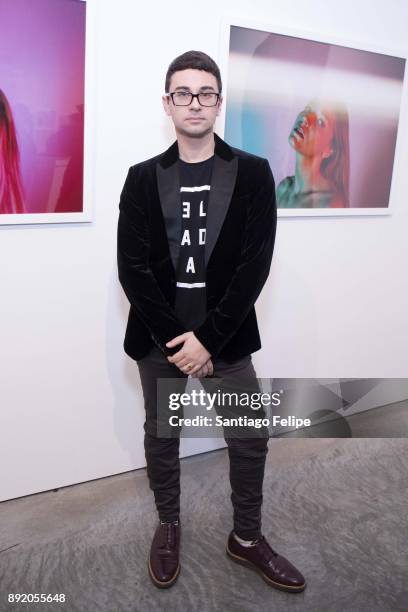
[137,346,269,540]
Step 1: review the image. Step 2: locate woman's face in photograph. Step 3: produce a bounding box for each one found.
[289,101,335,159]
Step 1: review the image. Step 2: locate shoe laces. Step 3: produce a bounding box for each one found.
[256,536,279,563]
[160,521,178,550]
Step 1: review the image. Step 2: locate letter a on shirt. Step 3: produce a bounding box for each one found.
[186,256,195,273]
[181,229,191,246]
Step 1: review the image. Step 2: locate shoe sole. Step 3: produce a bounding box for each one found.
[226,544,306,593]
[147,557,180,589]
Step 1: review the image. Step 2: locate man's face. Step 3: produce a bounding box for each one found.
[162,68,222,138]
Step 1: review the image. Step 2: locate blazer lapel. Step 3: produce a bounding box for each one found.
[156,161,180,273]
[204,153,238,267]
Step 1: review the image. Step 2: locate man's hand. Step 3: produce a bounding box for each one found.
[191,358,214,378]
[166,331,211,375]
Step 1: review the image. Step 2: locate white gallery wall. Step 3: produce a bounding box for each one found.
[1,0,408,502]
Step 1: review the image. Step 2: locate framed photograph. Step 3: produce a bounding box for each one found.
[0,0,95,225]
[219,17,407,216]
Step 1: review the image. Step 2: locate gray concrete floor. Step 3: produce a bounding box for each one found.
[1,438,407,612]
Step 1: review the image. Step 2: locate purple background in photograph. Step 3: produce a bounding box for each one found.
[225,26,406,208]
[0,0,86,214]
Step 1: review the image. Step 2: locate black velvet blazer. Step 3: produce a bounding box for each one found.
[117,132,277,363]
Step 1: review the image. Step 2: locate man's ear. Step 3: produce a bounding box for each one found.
[162,95,171,116]
[216,95,223,116]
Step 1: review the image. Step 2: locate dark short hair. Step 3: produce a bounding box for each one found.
[165,50,222,94]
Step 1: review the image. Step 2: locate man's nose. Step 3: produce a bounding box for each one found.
[190,95,201,109]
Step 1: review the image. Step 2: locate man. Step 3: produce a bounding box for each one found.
[117,50,306,593]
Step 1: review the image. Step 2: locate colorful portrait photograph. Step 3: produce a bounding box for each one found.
[222,20,406,215]
[0,0,87,224]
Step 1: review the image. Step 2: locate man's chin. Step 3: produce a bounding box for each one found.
[177,124,213,139]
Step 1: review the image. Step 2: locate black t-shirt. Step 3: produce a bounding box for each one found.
[174,155,214,330]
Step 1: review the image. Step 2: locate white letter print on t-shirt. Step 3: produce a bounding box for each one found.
[181,229,191,246]
[186,256,195,273]
[182,201,190,218]
[199,228,206,245]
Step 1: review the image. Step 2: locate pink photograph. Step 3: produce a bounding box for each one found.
[0,0,88,224]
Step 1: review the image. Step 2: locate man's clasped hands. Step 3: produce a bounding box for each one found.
[166,331,213,378]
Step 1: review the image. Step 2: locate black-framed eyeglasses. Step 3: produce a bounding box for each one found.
[168,91,220,107]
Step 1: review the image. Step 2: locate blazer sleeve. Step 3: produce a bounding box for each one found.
[193,158,277,357]
[117,166,187,352]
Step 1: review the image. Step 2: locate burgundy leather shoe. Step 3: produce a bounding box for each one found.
[148,521,180,588]
[226,532,306,593]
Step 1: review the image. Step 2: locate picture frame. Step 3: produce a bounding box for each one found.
[218,16,407,216]
[0,0,95,225]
